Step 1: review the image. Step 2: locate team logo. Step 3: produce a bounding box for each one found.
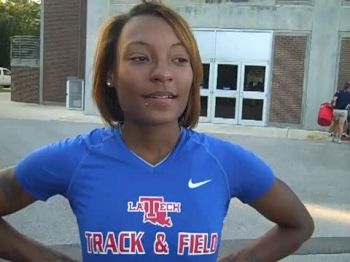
[127,196,181,228]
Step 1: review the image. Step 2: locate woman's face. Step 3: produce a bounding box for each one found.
[115,15,193,126]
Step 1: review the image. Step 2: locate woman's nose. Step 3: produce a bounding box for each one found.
[150,60,173,83]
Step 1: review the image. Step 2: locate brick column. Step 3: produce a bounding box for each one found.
[270,35,307,124]
[337,37,350,90]
[43,0,86,103]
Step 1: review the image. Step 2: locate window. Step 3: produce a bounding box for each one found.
[3,69,11,76]
[216,64,238,91]
[276,0,313,6]
[201,63,210,90]
[343,0,350,6]
[206,0,249,3]
[244,66,266,92]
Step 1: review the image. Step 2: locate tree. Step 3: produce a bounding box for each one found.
[0,0,40,68]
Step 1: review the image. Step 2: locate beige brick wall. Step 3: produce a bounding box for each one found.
[337,37,350,90]
[270,35,307,124]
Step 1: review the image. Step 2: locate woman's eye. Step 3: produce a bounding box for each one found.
[130,56,149,62]
[173,57,189,65]
[174,57,189,65]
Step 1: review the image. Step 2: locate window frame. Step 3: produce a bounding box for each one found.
[3,69,11,76]
[342,0,350,6]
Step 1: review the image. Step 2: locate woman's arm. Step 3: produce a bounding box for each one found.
[220,178,314,262]
[0,167,77,262]
[331,95,338,107]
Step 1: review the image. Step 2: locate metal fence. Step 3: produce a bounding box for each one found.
[10,35,40,67]
[204,0,313,5]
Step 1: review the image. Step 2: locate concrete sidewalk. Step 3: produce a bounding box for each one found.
[1,92,349,261]
[0,92,336,142]
[49,243,350,262]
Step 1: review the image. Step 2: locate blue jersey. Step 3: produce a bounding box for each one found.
[15,127,275,261]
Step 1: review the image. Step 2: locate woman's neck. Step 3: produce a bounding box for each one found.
[120,122,182,165]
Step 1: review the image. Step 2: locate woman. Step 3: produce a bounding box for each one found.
[331,81,350,143]
[0,1,314,261]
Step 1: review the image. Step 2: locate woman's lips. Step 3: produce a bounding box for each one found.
[144,91,177,99]
[143,92,177,107]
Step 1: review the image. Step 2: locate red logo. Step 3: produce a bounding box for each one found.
[128,196,181,228]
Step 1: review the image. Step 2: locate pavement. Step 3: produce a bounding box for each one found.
[0,92,344,142]
[0,92,349,261]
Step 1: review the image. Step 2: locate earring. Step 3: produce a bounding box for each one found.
[106,80,112,87]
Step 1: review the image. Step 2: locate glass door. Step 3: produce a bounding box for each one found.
[211,63,240,124]
[238,64,268,126]
[199,62,212,122]
[200,62,268,126]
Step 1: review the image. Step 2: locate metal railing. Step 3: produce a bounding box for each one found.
[203,0,313,5]
[10,35,40,67]
[276,0,313,5]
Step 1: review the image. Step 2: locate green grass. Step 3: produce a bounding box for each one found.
[0,86,11,93]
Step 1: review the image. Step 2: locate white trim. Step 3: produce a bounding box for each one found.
[194,29,272,126]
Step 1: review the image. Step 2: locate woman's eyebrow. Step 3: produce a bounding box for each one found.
[124,41,184,49]
[125,41,150,48]
[171,42,185,48]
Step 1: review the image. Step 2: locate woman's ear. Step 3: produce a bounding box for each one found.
[106,79,113,87]
[106,72,114,88]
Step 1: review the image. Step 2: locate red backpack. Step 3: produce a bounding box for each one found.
[317,103,333,126]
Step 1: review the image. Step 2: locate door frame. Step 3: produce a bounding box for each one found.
[194,29,272,127]
[211,61,241,124]
[206,61,269,126]
[238,62,270,126]
[199,61,214,122]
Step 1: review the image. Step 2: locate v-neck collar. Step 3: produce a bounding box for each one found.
[114,126,186,168]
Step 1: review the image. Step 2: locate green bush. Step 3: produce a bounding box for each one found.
[0,0,40,69]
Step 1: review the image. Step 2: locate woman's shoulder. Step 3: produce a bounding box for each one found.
[45,126,116,154]
[185,128,244,155]
[79,126,116,147]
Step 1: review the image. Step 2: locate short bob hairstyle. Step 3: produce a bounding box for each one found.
[93,0,203,128]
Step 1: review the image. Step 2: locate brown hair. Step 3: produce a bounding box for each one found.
[92,0,203,128]
[345,82,350,89]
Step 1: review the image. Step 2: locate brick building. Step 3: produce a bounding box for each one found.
[42,0,86,103]
[11,0,86,105]
[12,0,350,130]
